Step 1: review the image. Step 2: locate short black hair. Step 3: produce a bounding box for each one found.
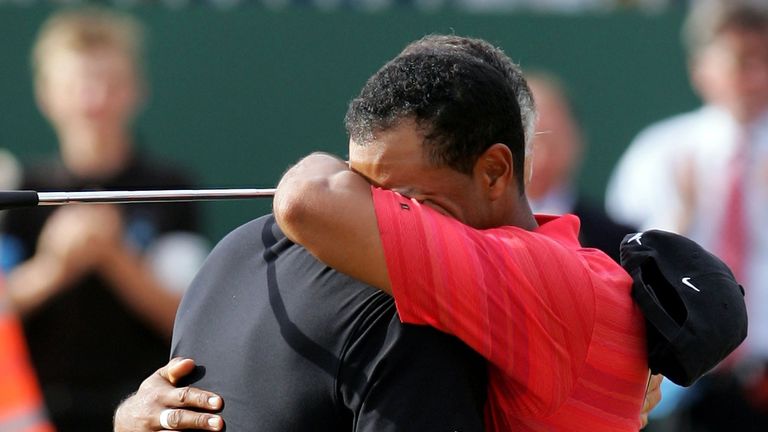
[400,35,536,149]
[345,47,526,192]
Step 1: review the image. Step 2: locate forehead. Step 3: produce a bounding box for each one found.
[42,47,135,78]
[712,25,768,51]
[348,120,429,185]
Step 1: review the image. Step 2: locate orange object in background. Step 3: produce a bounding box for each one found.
[0,277,55,432]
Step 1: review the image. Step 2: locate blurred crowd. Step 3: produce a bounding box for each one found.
[1,0,768,431]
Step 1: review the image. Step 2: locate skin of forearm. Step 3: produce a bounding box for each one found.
[274,152,391,293]
[273,152,350,244]
[6,254,75,316]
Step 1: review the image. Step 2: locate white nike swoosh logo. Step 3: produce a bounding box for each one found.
[627,232,643,245]
[682,277,700,292]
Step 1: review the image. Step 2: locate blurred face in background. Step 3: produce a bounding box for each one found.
[35,46,142,147]
[525,77,583,200]
[692,26,768,123]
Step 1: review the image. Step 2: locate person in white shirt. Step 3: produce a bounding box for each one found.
[606,1,768,430]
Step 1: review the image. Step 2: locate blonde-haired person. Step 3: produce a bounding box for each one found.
[1,8,208,431]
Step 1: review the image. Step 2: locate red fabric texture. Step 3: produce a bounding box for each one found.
[372,187,648,431]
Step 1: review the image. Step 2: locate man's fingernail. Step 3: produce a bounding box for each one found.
[208,416,223,430]
[209,396,222,408]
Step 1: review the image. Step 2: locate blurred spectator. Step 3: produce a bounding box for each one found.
[0,149,54,432]
[0,148,23,292]
[526,72,635,262]
[0,7,208,431]
[0,149,21,253]
[0,149,21,195]
[0,276,55,432]
[606,0,768,430]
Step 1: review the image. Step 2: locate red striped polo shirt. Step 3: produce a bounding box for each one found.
[372,187,648,431]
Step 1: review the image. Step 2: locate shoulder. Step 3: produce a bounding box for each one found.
[208,214,284,259]
[621,109,698,160]
[626,107,718,156]
[19,158,71,190]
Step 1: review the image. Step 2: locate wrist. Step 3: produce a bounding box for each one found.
[6,254,71,314]
[30,253,72,286]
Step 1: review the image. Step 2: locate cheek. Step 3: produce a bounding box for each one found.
[46,89,81,121]
[449,188,485,223]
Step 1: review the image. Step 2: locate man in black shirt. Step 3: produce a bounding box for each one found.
[115,215,487,431]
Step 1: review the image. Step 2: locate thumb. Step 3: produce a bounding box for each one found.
[162,357,197,385]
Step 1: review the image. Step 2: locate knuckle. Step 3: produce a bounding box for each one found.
[148,391,162,407]
[177,387,191,404]
[194,414,209,428]
[168,409,182,428]
[197,391,209,407]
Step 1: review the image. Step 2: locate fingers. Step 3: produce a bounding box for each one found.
[644,374,663,413]
[114,359,225,432]
[155,358,223,411]
[648,374,663,392]
[158,409,224,431]
[162,357,197,385]
[170,386,223,411]
[640,374,663,429]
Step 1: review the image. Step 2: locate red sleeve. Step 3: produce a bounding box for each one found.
[372,186,596,416]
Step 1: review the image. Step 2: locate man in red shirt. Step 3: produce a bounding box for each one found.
[272,39,649,430]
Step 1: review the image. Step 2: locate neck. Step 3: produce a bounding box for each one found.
[512,195,539,230]
[59,128,132,180]
[498,191,538,231]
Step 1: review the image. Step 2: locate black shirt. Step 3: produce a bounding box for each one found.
[1,155,199,431]
[171,215,487,431]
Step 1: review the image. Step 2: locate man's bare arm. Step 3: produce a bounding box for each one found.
[113,358,224,432]
[273,153,391,293]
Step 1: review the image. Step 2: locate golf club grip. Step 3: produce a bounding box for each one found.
[0,190,39,210]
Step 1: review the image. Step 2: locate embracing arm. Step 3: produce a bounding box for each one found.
[273,153,391,293]
[114,358,224,432]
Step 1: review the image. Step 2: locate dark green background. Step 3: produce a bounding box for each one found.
[0,6,698,241]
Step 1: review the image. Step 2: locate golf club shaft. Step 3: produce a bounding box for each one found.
[0,188,276,210]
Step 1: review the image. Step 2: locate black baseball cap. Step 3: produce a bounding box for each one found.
[620,230,748,387]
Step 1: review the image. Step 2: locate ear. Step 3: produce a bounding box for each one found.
[474,143,514,200]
